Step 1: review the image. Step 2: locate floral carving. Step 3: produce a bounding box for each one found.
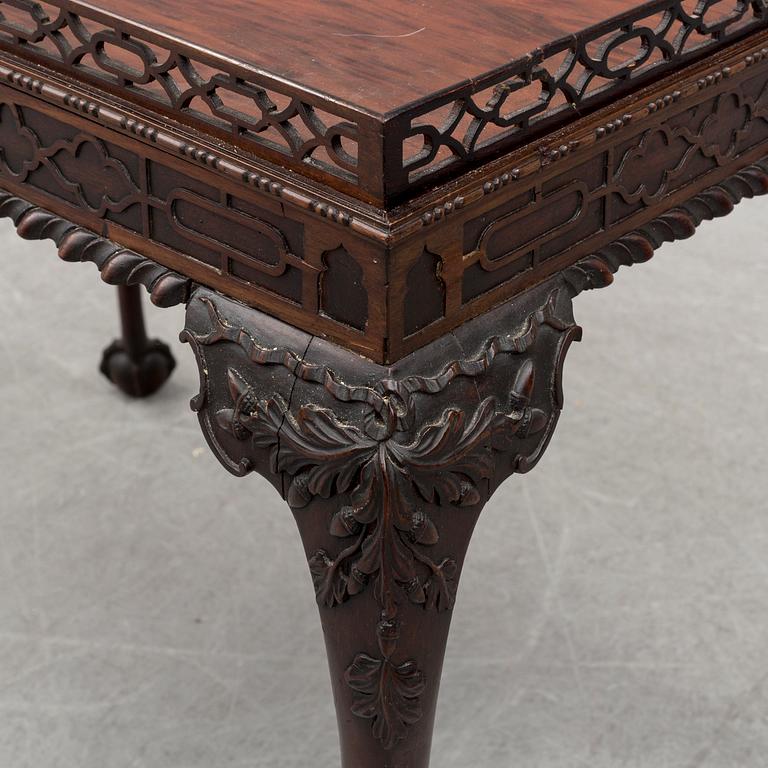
[218,363,545,616]
[184,289,579,748]
[346,647,426,749]
[212,356,547,747]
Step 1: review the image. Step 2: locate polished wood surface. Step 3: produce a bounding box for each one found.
[77,0,644,112]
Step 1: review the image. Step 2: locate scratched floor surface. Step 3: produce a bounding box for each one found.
[0,198,767,768]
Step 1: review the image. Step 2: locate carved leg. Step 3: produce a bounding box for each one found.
[182,279,580,768]
[101,284,176,397]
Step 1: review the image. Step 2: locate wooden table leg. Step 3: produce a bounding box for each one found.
[182,280,581,768]
[100,283,176,397]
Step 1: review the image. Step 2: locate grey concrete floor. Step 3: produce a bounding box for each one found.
[0,197,767,768]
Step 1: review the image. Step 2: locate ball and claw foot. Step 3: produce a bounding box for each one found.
[101,283,176,398]
[100,337,176,398]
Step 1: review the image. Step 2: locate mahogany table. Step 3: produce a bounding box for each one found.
[1,1,767,765]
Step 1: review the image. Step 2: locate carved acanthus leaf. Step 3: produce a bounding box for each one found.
[346,653,426,750]
[185,287,580,749]
[216,381,516,612]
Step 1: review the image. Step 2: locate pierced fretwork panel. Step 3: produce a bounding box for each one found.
[0,0,367,189]
[399,0,768,191]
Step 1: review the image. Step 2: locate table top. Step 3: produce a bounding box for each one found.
[1,0,766,203]
[81,0,646,115]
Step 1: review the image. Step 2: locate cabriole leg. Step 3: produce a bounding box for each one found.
[182,280,580,767]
